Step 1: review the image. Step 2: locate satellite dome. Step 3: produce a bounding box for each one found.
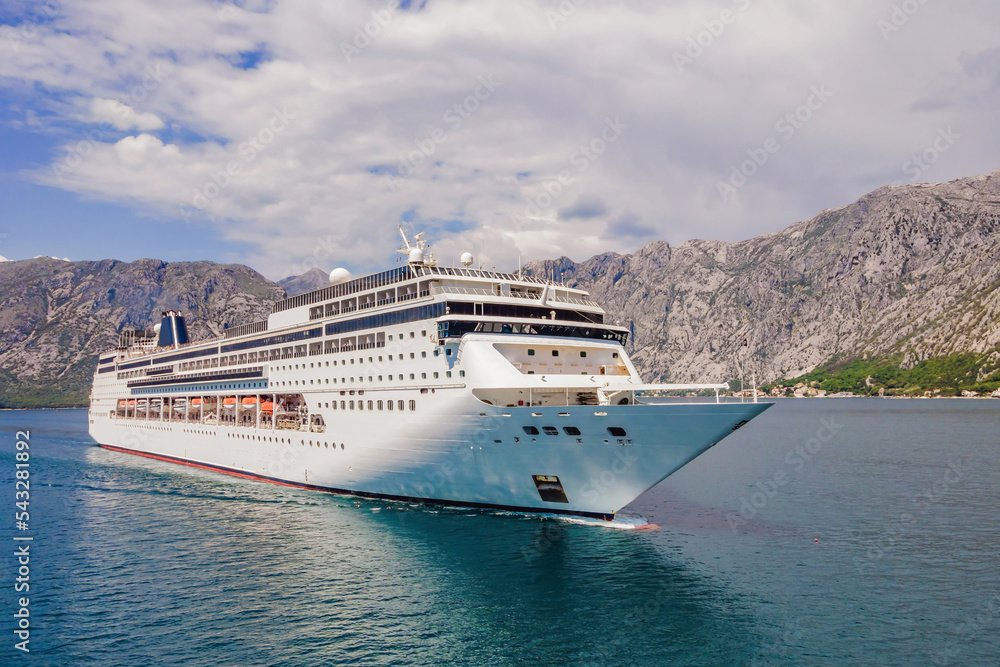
[408,248,424,264]
[460,252,474,267]
[153,323,162,334]
[329,268,352,285]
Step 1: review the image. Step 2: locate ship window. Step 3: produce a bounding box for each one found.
[409,400,416,411]
[522,426,539,435]
[528,349,535,356]
[398,374,403,380]
[433,349,439,357]
[388,335,393,341]
[608,427,627,437]
[446,371,452,378]
[358,401,364,411]
[552,350,559,357]
[446,349,453,356]
[377,400,384,410]
[433,372,439,379]
[421,373,426,379]
[542,426,559,435]
[409,373,415,380]
[612,352,618,358]
[410,332,415,338]
[387,400,393,411]
[333,402,337,410]
[378,375,383,381]
[421,330,427,337]
[368,400,373,410]
[398,400,405,410]
[563,426,581,436]
[459,370,465,377]
[421,351,426,358]
[580,351,587,357]
[349,400,355,410]
[410,353,415,359]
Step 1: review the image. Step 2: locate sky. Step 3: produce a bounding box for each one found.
[1,0,998,280]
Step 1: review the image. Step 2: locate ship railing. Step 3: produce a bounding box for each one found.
[430,285,598,307]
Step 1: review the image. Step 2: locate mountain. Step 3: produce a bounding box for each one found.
[0,258,285,407]
[278,268,330,296]
[525,171,1000,386]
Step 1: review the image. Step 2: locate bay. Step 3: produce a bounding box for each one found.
[1,399,997,665]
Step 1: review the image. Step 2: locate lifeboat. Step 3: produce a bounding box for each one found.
[222,397,237,408]
[191,398,203,406]
[261,400,274,414]
[128,399,137,406]
[118,400,126,408]
[241,396,259,405]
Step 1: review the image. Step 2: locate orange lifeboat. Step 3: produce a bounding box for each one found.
[261,400,274,414]
[222,397,237,406]
[118,400,126,408]
[241,396,258,405]
[128,399,137,406]
[191,398,203,406]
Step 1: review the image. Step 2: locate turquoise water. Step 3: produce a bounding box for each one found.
[1,400,998,665]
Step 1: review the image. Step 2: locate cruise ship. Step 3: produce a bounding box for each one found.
[88,230,771,521]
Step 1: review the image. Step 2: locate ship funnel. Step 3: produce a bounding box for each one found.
[157,310,189,349]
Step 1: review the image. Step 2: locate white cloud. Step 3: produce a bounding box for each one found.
[1,0,999,278]
[89,98,164,131]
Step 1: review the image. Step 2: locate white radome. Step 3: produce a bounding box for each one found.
[153,323,162,334]
[329,268,352,285]
[460,252,474,267]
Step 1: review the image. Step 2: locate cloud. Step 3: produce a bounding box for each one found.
[89,98,164,131]
[603,212,656,240]
[559,195,608,220]
[0,0,998,278]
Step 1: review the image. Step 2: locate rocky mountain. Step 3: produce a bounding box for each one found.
[0,258,285,407]
[278,267,330,297]
[525,171,1000,385]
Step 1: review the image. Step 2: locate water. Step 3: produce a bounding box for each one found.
[1,400,998,665]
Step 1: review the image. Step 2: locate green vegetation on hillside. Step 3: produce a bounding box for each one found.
[770,350,1000,397]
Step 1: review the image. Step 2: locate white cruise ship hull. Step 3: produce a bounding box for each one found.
[90,393,769,520]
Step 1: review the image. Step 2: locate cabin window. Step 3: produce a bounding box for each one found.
[563,426,581,436]
[528,349,535,356]
[349,400,355,410]
[433,372,439,379]
[421,330,427,337]
[523,426,539,435]
[377,400,384,410]
[409,400,416,411]
[446,349,452,356]
[398,400,405,411]
[387,400,393,411]
[446,371,452,378]
[580,351,587,358]
[608,427,627,437]
[421,351,427,358]
[368,400,373,410]
[409,373,415,380]
[358,401,364,411]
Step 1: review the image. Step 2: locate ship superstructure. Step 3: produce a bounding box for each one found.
[88,230,770,520]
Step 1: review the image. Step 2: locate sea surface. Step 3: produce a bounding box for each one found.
[1,399,998,666]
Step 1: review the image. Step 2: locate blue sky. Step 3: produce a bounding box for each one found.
[1,1,999,279]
